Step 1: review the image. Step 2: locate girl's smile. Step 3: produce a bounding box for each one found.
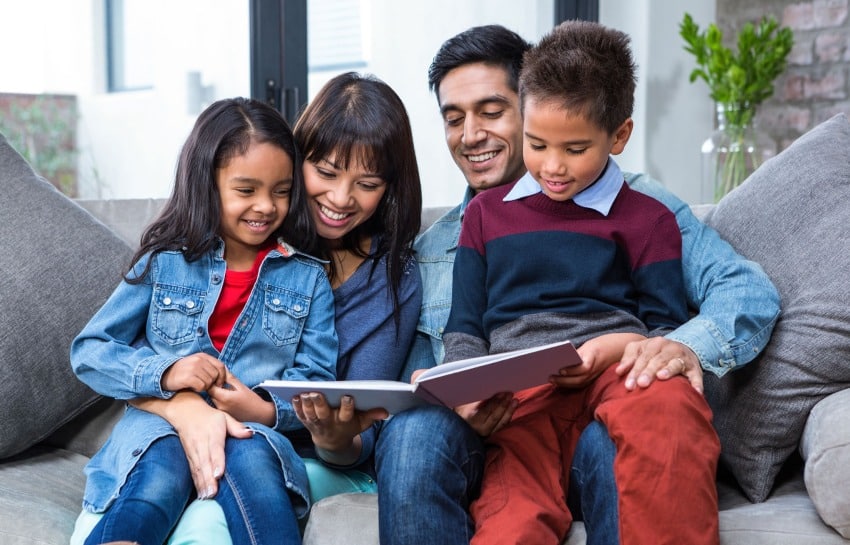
[217,141,294,270]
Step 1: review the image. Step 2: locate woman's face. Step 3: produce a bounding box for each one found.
[302,151,387,243]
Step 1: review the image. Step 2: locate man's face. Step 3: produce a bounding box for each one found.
[437,62,526,193]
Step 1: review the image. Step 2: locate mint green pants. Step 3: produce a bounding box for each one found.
[70,458,376,544]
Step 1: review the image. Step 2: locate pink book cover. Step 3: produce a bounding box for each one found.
[413,340,581,407]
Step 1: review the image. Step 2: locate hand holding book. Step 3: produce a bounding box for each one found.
[261,340,581,414]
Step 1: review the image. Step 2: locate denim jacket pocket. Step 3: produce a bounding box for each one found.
[263,287,310,346]
[151,284,206,345]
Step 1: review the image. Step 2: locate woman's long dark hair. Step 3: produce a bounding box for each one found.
[294,72,423,319]
[127,97,318,281]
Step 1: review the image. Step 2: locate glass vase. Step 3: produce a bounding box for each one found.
[700,104,776,203]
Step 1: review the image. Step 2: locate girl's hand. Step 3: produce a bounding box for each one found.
[293,392,388,464]
[207,370,275,426]
[130,391,253,499]
[161,353,227,393]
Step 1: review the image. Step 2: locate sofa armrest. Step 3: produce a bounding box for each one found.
[800,387,850,538]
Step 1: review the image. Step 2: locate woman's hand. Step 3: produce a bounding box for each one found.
[616,336,704,393]
[293,392,388,466]
[130,391,253,498]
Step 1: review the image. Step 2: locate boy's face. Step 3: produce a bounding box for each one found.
[437,62,527,193]
[523,97,632,202]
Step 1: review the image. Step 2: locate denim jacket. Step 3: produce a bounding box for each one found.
[403,173,780,377]
[71,239,338,514]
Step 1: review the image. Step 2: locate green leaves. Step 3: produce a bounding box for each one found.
[680,13,794,128]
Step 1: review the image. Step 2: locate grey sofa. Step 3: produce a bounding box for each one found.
[1,115,849,545]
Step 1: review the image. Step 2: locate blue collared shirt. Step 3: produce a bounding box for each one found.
[504,158,624,216]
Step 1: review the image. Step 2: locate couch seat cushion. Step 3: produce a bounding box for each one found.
[0,446,88,545]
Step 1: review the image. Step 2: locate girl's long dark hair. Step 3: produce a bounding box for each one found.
[127,97,318,281]
[294,72,422,320]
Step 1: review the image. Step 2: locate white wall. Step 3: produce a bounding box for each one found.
[0,0,249,199]
[600,0,715,203]
[1,1,715,204]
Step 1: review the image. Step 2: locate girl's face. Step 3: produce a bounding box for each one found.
[217,141,293,269]
[303,151,387,243]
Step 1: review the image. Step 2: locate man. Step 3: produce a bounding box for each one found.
[375,24,780,545]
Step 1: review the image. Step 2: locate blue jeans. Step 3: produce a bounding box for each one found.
[568,420,620,545]
[85,435,193,545]
[84,434,301,545]
[375,405,484,545]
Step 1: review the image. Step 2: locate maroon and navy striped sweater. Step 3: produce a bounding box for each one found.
[443,180,687,362]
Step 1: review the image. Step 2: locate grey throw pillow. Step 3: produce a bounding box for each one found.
[703,114,850,502]
[0,132,132,459]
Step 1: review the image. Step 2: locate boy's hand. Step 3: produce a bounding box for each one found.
[454,392,516,437]
[552,333,647,389]
[161,353,227,393]
[208,370,275,426]
[617,337,704,393]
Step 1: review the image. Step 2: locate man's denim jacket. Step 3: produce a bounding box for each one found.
[70,239,338,514]
[402,173,780,379]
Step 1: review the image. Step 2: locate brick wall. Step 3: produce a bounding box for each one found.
[717,0,850,149]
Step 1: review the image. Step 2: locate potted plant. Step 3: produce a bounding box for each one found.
[680,13,793,201]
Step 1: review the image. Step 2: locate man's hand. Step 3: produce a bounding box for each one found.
[616,337,704,393]
[454,392,516,437]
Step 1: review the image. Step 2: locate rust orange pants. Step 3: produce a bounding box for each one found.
[469,365,720,545]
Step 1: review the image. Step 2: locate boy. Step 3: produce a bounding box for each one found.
[443,21,721,545]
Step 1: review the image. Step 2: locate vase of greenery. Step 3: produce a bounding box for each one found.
[680,13,793,202]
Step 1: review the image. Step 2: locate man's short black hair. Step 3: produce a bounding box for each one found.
[428,25,532,97]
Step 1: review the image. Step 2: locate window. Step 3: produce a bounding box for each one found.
[106,0,155,92]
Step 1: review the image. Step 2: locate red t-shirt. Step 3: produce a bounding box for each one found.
[208,245,274,351]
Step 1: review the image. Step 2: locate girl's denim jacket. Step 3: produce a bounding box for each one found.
[70,238,338,515]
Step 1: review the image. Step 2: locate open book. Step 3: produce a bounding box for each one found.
[260,339,581,414]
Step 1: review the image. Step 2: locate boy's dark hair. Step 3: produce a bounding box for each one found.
[129,97,316,281]
[428,25,532,98]
[294,72,422,318]
[520,20,637,134]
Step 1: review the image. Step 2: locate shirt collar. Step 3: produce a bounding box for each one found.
[503,158,624,216]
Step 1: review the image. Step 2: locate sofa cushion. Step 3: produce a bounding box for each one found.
[702,113,850,503]
[0,446,89,544]
[0,133,132,459]
[800,388,850,538]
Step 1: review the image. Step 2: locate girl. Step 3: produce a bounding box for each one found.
[122,72,424,543]
[70,97,338,545]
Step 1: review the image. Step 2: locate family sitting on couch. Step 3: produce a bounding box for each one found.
[65,21,783,545]
[3,19,845,545]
